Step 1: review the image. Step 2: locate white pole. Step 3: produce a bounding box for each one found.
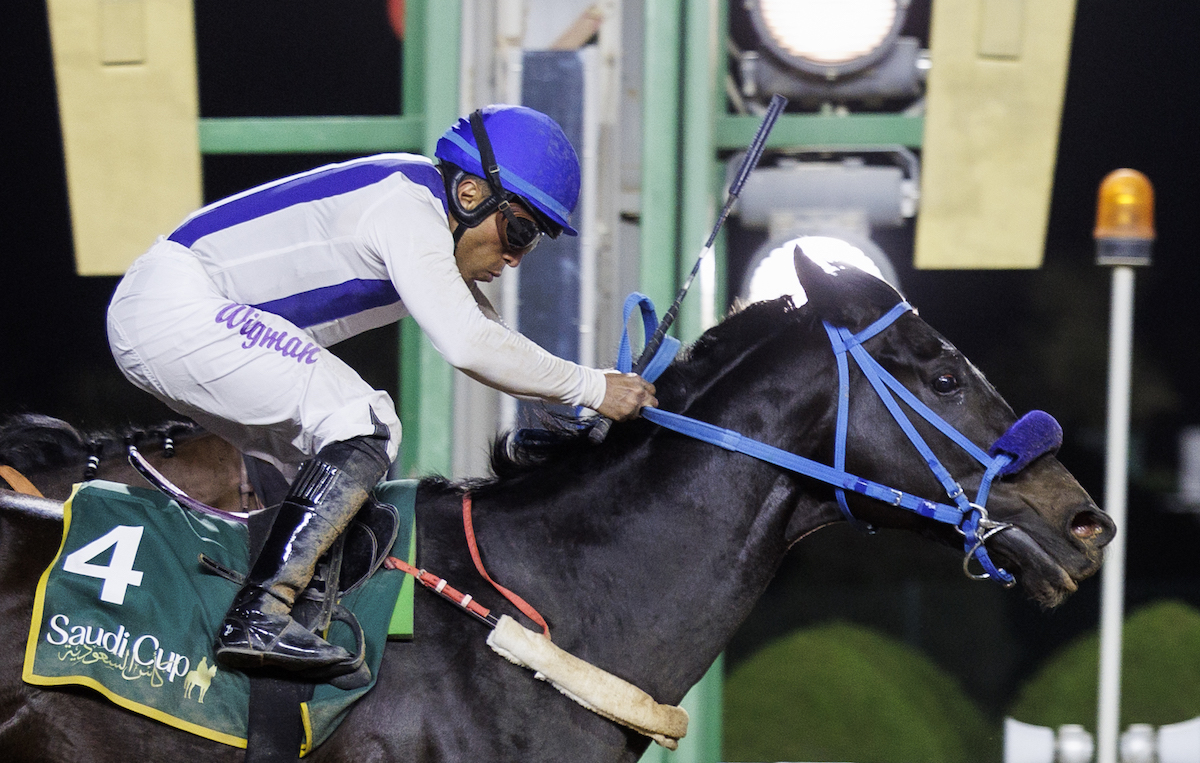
[1097,264,1135,763]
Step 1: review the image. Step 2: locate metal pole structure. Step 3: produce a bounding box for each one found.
[638,0,683,315]
[1096,262,1134,763]
[1093,169,1155,763]
[398,0,461,479]
[676,0,720,343]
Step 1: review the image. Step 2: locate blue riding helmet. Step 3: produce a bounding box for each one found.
[435,105,581,237]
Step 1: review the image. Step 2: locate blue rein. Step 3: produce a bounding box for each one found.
[616,293,1064,587]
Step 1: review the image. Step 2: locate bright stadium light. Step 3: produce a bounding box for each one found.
[1158,716,1200,763]
[751,0,902,70]
[736,0,924,108]
[1004,717,1055,763]
[1005,717,1200,763]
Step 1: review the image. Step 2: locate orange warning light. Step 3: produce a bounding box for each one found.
[1094,169,1155,241]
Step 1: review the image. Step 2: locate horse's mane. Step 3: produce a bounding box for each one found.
[0,413,202,472]
[480,296,809,488]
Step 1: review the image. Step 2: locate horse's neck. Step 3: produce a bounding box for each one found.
[418,325,844,705]
[471,416,837,704]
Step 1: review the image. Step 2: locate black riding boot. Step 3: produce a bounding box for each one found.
[215,435,389,680]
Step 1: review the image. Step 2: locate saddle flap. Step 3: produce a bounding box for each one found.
[307,498,400,601]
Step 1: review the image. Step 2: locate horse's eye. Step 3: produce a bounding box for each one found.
[933,374,959,394]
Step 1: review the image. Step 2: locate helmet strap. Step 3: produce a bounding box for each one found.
[469,110,509,202]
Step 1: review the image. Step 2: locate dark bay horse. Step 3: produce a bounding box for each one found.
[0,253,1114,761]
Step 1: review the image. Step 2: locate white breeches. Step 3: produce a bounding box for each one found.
[107,240,401,473]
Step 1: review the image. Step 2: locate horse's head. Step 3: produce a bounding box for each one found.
[794,248,1114,608]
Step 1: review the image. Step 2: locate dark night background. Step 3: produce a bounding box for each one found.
[3,0,1199,722]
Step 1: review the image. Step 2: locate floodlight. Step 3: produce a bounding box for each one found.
[750,0,903,73]
[1120,723,1155,763]
[1056,724,1094,763]
[737,0,923,107]
[729,149,912,310]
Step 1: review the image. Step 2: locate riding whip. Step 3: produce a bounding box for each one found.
[590,94,787,443]
[634,93,787,375]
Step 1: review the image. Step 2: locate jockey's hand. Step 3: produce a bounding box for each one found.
[597,371,657,421]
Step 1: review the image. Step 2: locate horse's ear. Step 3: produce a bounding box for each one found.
[793,245,903,331]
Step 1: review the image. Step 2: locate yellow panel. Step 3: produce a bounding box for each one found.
[978,0,1024,59]
[914,0,1076,269]
[100,0,147,64]
[47,0,201,275]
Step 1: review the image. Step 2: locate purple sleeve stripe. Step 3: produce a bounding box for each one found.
[168,159,448,248]
[253,279,401,329]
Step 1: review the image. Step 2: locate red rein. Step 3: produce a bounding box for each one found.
[384,492,550,637]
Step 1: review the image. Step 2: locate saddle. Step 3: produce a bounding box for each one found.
[125,443,400,689]
[200,496,400,690]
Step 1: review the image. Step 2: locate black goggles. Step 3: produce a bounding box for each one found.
[469,110,547,255]
[495,200,542,255]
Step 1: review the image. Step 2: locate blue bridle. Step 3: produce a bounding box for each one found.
[615,293,1064,587]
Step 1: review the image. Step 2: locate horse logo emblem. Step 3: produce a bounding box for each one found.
[183,657,217,703]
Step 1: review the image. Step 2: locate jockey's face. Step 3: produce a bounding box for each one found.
[453,215,526,283]
[451,177,528,283]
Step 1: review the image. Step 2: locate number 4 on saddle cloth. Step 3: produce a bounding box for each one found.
[22,479,418,755]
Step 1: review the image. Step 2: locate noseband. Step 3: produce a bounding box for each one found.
[616,294,1063,587]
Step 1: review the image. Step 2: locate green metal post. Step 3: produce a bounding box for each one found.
[663,3,725,761]
[639,0,683,314]
[639,5,723,759]
[635,7,680,757]
[715,112,924,150]
[418,4,461,154]
[710,1,731,315]
[401,0,427,118]
[397,0,461,479]
[675,0,719,343]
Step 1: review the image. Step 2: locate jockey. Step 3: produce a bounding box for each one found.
[106,105,657,680]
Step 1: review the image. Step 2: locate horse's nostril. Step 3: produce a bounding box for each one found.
[1070,510,1111,543]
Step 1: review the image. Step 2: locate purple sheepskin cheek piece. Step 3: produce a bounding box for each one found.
[988,410,1063,475]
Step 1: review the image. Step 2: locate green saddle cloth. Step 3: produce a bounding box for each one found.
[22,479,418,756]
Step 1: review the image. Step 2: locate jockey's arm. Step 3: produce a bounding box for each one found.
[373,200,610,411]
